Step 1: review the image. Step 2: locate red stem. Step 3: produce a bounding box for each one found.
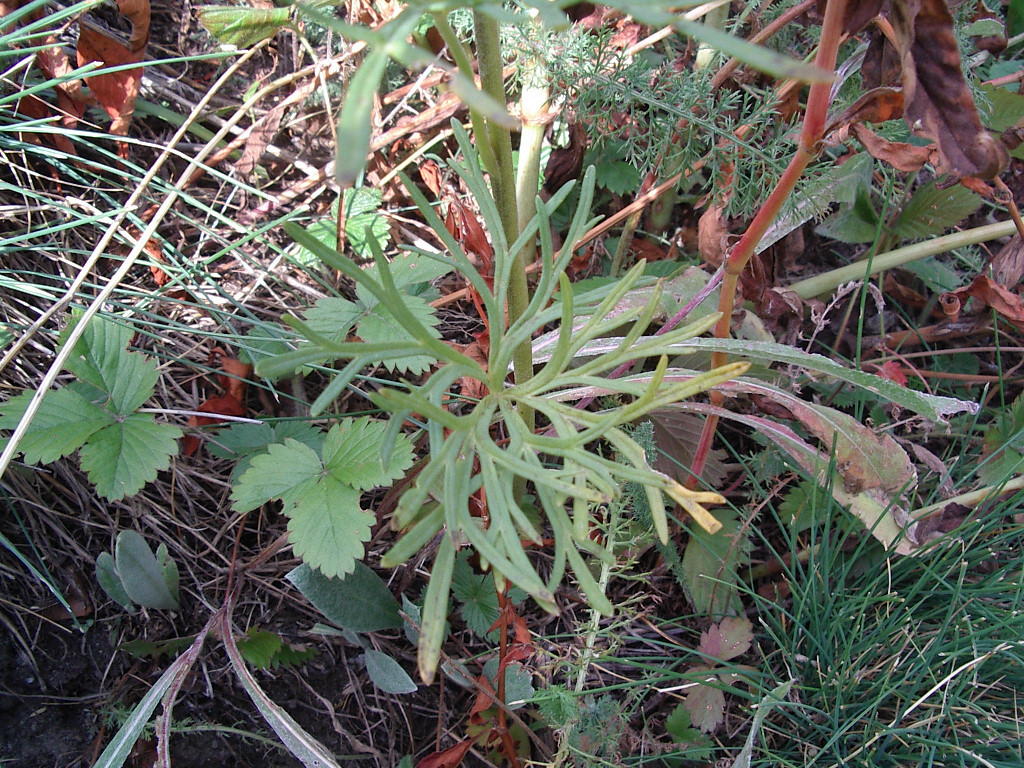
[686,0,850,488]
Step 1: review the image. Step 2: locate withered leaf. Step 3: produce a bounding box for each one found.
[851,123,932,172]
[77,0,150,144]
[698,617,753,662]
[945,275,1024,331]
[683,666,726,734]
[889,0,1008,179]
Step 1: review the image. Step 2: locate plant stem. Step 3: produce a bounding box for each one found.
[473,10,534,438]
[432,12,501,179]
[687,0,849,488]
[785,220,1017,299]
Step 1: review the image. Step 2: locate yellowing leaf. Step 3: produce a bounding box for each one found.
[198,5,291,47]
[698,617,753,662]
[683,666,726,733]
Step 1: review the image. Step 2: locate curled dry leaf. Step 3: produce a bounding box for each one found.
[990,236,1024,289]
[416,739,473,768]
[825,86,905,139]
[698,205,729,267]
[851,123,933,172]
[846,0,1009,179]
[943,275,1024,331]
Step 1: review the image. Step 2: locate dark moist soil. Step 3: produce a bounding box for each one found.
[0,614,299,768]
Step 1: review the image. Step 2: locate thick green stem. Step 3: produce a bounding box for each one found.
[472,10,535,441]
[515,12,549,261]
[687,0,849,488]
[787,220,1017,298]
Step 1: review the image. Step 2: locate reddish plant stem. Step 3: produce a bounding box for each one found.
[494,583,521,768]
[686,0,850,489]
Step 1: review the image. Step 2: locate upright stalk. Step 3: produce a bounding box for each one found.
[687,0,850,487]
[473,10,535,450]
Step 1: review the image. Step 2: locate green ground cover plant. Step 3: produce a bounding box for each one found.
[1,0,1023,766]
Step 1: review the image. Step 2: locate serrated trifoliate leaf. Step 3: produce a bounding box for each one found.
[321,418,414,490]
[358,252,451,298]
[234,419,411,578]
[304,293,441,375]
[287,562,402,633]
[96,552,134,611]
[0,387,112,464]
[231,438,323,512]
[452,554,499,638]
[362,650,418,694]
[79,416,182,501]
[891,182,983,240]
[114,531,179,610]
[198,5,291,47]
[62,314,159,414]
[286,477,368,578]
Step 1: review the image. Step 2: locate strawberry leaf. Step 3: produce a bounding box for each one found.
[79,415,181,501]
[0,386,112,464]
[230,438,323,512]
[286,477,367,578]
[322,418,413,490]
[62,314,159,414]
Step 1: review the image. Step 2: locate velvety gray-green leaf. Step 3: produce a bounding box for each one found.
[287,562,401,633]
[363,650,418,694]
[114,531,179,610]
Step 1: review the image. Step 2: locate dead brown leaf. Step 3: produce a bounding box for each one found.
[697,204,729,267]
[887,0,1007,178]
[989,235,1024,289]
[826,86,905,138]
[851,123,933,172]
[944,275,1024,330]
[416,740,473,768]
[76,0,150,150]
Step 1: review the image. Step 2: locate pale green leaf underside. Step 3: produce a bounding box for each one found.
[287,561,402,632]
[115,530,179,610]
[79,416,181,501]
[363,649,418,694]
